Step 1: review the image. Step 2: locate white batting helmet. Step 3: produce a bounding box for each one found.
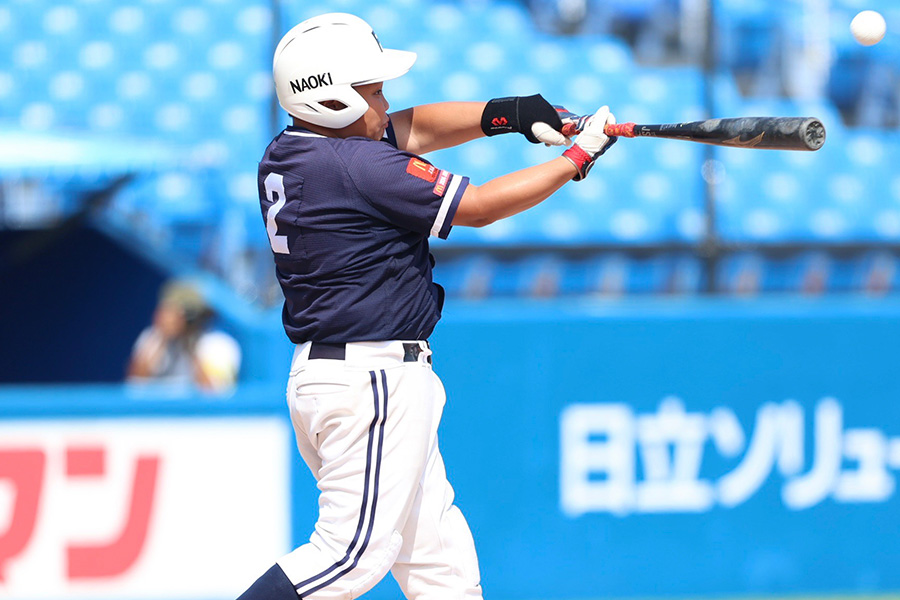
[273,13,417,129]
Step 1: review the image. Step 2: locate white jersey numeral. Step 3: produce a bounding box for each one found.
[264,172,289,254]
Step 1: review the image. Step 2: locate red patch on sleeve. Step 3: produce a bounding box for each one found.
[406,158,439,183]
[433,170,451,196]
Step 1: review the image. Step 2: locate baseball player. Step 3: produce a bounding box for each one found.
[238,12,616,600]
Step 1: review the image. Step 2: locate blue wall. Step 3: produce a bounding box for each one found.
[3,299,900,599]
[432,299,900,599]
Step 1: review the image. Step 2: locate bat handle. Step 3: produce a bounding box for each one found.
[604,122,636,137]
[560,118,636,138]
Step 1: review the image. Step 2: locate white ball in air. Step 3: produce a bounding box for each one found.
[851,10,886,46]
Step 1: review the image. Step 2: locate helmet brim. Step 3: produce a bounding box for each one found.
[353,49,417,86]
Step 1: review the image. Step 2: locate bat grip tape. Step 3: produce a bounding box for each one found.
[604,122,635,137]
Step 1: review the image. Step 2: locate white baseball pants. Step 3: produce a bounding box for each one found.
[277,341,484,600]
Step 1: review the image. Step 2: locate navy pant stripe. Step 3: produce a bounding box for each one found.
[295,370,384,595]
[297,370,389,598]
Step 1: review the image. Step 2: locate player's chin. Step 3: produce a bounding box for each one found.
[372,122,389,140]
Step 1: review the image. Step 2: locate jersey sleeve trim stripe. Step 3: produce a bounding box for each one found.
[431,174,467,239]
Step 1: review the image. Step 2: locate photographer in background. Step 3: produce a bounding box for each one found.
[127,279,241,393]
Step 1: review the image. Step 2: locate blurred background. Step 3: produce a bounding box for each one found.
[1,0,899,599]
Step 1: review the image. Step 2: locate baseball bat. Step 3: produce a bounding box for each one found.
[560,116,826,151]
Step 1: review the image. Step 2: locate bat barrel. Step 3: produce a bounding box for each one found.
[800,118,826,151]
[703,116,826,151]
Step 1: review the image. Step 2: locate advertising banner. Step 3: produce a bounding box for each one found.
[0,417,291,599]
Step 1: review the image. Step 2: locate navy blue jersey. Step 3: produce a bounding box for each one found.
[258,123,469,344]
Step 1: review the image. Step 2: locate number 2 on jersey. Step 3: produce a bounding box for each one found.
[264,172,289,254]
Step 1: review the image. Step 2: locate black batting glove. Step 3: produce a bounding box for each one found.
[481,94,566,144]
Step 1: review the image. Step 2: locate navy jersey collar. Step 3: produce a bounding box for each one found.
[284,122,397,147]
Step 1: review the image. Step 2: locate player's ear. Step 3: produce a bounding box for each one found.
[320,100,348,111]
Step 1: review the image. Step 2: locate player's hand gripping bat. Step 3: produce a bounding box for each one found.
[557,114,827,151]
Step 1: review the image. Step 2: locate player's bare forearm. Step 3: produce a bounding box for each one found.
[452,157,578,228]
[390,102,486,155]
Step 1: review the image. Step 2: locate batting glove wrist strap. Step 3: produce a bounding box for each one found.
[562,144,595,181]
[563,105,618,180]
[481,94,564,143]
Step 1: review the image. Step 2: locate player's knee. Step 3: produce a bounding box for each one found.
[237,564,297,600]
[347,529,404,596]
[289,530,403,598]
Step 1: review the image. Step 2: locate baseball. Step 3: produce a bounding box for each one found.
[851,10,886,46]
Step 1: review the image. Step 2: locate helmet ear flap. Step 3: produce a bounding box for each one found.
[284,83,368,129]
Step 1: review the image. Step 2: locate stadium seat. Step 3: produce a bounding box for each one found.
[3,0,898,298]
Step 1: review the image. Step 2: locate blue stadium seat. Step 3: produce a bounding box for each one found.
[432,253,496,299]
[3,0,898,298]
[853,250,899,294]
[716,249,899,295]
